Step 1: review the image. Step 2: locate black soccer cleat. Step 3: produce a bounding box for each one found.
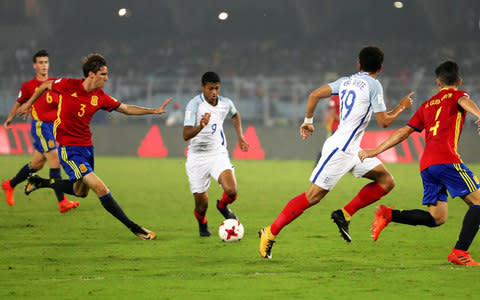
[216,200,238,220]
[331,209,352,242]
[199,222,211,237]
[24,174,43,195]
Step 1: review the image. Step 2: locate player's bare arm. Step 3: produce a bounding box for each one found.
[232,112,249,152]
[3,102,21,128]
[16,80,53,118]
[301,84,332,140]
[358,125,415,162]
[116,98,172,115]
[374,92,414,128]
[183,112,211,141]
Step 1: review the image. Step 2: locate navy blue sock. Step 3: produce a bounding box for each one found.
[392,209,437,227]
[10,163,36,187]
[32,176,75,195]
[99,193,135,229]
[454,205,480,251]
[49,168,65,202]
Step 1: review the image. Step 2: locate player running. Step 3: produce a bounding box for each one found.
[17,53,171,240]
[259,46,413,259]
[183,72,249,237]
[359,60,480,266]
[2,49,79,213]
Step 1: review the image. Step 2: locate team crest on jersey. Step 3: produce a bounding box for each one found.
[91,96,98,106]
[79,164,87,173]
[48,140,55,149]
[71,92,78,98]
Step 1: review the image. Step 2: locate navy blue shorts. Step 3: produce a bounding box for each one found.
[58,146,94,181]
[30,120,57,153]
[420,163,480,205]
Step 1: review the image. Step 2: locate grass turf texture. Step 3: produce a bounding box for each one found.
[1,155,479,299]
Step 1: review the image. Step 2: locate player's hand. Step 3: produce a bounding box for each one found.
[200,113,211,128]
[16,104,31,120]
[358,149,377,162]
[300,123,314,140]
[399,91,414,110]
[3,119,12,129]
[238,136,249,152]
[475,119,480,136]
[153,98,172,114]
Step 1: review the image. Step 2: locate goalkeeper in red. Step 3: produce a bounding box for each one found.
[359,60,480,265]
[17,53,171,240]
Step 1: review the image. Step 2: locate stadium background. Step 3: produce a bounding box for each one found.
[1,0,479,160]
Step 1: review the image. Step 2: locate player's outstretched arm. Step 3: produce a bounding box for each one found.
[116,98,172,115]
[301,84,332,140]
[16,80,53,119]
[3,102,21,128]
[375,92,414,128]
[358,125,414,161]
[183,112,211,141]
[232,113,249,152]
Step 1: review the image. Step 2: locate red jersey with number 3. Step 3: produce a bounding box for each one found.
[51,78,121,146]
[17,77,59,122]
[407,88,469,171]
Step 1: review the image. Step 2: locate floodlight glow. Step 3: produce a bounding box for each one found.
[118,8,127,17]
[218,11,229,21]
[394,1,403,8]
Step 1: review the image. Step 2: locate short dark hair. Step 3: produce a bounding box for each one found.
[33,49,48,63]
[435,60,460,86]
[82,53,107,78]
[201,71,221,85]
[358,46,384,73]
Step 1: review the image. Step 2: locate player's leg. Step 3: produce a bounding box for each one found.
[193,192,211,236]
[217,169,238,220]
[259,183,328,259]
[2,150,44,206]
[81,172,155,240]
[43,149,80,212]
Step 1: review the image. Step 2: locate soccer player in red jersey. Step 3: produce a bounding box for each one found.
[326,95,340,135]
[2,49,79,212]
[17,53,171,240]
[359,60,480,265]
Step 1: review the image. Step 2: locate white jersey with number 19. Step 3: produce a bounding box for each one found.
[326,72,386,153]
[184,94,237,154]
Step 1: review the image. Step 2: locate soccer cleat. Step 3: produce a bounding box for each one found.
[58,198,80,213]
[258,226,276,259]
[331,209,352,242]
[371,205,393,241]
[131,226,157,240]
[24,174,43,196]
[199,222,211,237]
[447,248,480,266]
[2,180,15,206]
[216,200,238,220]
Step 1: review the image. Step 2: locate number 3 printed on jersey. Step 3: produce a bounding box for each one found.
[340,89,356,120]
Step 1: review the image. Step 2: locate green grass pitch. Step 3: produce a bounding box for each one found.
[1,155,479,299]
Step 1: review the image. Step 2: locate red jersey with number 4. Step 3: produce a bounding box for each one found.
[17,77,59,122]
[407,88,469,171]
[52,78,121,146]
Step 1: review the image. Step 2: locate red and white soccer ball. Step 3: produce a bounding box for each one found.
[218,219,244,242]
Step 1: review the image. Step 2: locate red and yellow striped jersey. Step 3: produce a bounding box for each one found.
[408,88,469,171]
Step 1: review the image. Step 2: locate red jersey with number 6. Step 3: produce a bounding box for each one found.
[51,78,121,146]
[17,77,59,122]
[407,88,469,171]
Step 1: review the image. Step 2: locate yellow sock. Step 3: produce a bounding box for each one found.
[341,208,352,221]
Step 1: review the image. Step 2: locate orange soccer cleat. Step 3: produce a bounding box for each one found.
[371,205,393,241]
[2,180,15,206]
[132,226,157,240]
[448,248,480,266]
[58,198,80,213]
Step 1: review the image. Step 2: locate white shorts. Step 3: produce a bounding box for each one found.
[310,143,382,190]
[186,151,234,194]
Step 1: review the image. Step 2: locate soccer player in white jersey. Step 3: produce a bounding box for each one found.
[259,46,414,259]
[183,72,249,237]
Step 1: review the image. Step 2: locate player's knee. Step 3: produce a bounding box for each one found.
[432,215,446,226]
[29,160,45,171]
